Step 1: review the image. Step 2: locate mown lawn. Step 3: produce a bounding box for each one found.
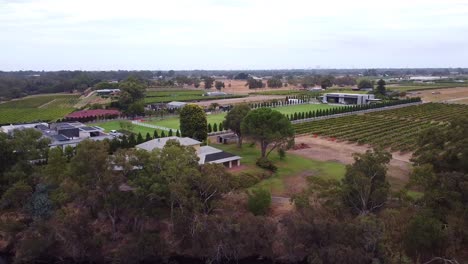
[144,103,343,130]
[93,120,168,136]
[212,143,346,194]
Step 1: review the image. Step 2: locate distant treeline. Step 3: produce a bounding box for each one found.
[1,68,467,100]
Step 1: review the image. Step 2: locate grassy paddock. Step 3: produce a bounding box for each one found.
[213,143,345,194]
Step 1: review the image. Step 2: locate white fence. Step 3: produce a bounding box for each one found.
[131,120,173,131]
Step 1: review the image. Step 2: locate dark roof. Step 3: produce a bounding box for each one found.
[51,134,69,141]
[80,126,99,131]
[205,151,237,162]
[57,124,76,130]
[35,124,49,130]
[218,134,238,139]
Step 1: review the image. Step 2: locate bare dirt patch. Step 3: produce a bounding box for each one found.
[408,87,468,103]
[291,136,413,183]
[220,79,299,95]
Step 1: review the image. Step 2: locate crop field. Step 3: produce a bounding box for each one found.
[144,90,246,103]
[0,94,79,124]
[293,103,468,152]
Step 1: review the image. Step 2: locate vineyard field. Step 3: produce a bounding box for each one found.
[144,90,246,103]
[0,94,79,124]
[293,103,468,152]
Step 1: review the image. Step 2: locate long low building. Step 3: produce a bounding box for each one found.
[1,122,115,149]
[322,93,378,105]
[136,136,241,168]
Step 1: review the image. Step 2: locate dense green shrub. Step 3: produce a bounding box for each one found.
[247,188,272,215]
[256,157,278,172]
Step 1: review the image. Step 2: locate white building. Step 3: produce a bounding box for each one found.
[166,101,187,110]
[322,93,378,105]
[136,136,241,168]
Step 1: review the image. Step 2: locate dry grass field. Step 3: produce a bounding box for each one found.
[214,79,300,95]
[408,87,468,103]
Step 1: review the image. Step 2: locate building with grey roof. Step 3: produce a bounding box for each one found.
[136,136,241,168]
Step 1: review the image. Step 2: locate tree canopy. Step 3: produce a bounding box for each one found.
[179,104,208,142]
[223,103,251,147]
[341,149,391,215]
[241,108,294,158]
[357,78,374,89]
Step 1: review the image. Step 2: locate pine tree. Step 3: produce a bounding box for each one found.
[129,134,137,147]
[176,129,180,137]
[161,131,166,137]
[153,130,159,138]
[145,132,151,142]
[168,129,173,136]
[213,123,218,132]
[207,123,212,133]
[219,122,224,131]
[121,135,129,148]
[136,132,144,144]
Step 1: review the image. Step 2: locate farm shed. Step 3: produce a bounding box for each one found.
[166,101,187,110]
[217,133,239,144]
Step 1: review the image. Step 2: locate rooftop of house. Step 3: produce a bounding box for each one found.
[167,101,187,107]
[135,136,201,152]
[135,136,241,165]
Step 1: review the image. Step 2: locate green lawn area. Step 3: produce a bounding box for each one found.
[212,143,346,194]
[93,120,167,136]
[143,103,342,130]
[269,103,342,115]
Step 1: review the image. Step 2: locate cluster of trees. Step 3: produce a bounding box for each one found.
[0,131,257,263]
[0,107,466,263]
[0,71,156,100]
[301,75,337,89]
[266,76,283,88]
[116,77,147,116]
[358,78,374,89]
[206,122,225,133]
[246,78,264,89]
[214,81,225,90]
[108,128,181,152]
[202,77,215,89]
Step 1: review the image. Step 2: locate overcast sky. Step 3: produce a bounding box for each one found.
[1,0,468,70]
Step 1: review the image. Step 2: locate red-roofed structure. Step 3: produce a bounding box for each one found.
[66,109,121,121]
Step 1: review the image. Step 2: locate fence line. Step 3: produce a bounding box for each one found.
[131,120,172,131]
